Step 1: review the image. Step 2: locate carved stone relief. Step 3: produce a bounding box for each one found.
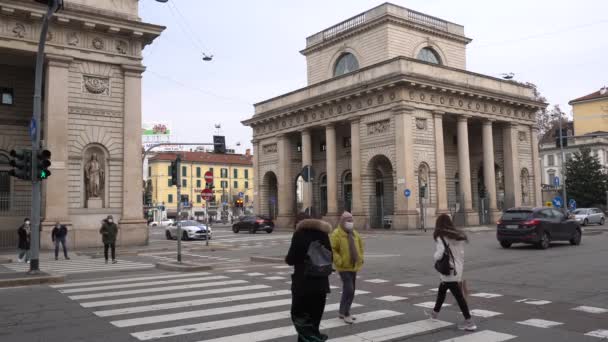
[518,131,527,142]
[92,37,105,50]
[12,23,25,38]
[116,40,128,54]
[67,32,80,46]
[367,120,390,135]
[415,118,427,130]
[263,144,277,154]
[83,76,110,96]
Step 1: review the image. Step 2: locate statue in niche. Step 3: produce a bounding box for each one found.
[85,153,105,200]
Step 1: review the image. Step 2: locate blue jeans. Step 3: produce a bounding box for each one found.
[339,271,357,317]
[18,249,30,262]
[54,237,68,258]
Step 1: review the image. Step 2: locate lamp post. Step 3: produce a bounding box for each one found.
[557,113,568,212]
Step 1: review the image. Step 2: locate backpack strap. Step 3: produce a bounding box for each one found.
[439,236,457,276]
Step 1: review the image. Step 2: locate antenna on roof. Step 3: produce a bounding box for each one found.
[600,86,607,95]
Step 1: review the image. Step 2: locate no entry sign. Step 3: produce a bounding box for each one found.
[201,188,213,201]
[204,171,213,184]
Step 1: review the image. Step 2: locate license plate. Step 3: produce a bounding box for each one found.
[506,225,518,229]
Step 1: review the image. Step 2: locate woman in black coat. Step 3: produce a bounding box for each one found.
[285,218,333,342]
[17,218,31,263]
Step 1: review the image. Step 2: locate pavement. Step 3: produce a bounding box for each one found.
[1,224,607,341]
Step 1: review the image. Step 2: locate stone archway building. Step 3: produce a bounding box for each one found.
[0,0,163,248]
[244,3,545,229]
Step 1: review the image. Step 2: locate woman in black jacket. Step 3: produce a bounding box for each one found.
[286,218,332,342]
[17,218,31,263]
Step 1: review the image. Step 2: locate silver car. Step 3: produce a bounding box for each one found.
[573,208,605,226]
[165,220,212,240]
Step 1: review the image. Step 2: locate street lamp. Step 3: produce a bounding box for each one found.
[555,111,568,212]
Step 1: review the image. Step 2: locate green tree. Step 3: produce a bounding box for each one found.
[565,147,608,207]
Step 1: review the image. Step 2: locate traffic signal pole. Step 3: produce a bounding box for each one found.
[558,117,568,212]
[29,0,60,273]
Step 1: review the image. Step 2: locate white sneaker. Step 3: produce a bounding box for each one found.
[343,316,355,324]
[458,319,477,331]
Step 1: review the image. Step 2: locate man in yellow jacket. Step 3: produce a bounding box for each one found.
[330,211,364,324]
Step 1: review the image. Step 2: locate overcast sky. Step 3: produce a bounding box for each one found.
[139,0,608,152]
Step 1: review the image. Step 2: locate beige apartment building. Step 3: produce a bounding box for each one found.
[0,0,163,248]
[243,3,546,229]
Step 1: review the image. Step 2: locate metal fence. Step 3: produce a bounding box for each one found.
[0,193,31,217]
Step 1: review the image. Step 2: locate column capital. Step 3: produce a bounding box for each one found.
[300,128,311,135]
[349,116,361,124]
[457,114,472,122]
[46,54,73,68]
[323,123,335,130]
[432,110,446,116]
[482,118,496,126]
[392,103,415,115]
[122,64,146,77]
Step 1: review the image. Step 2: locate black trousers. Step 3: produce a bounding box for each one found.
[433,281,471,320]
[103,243,116,261]
[291,292,327,342]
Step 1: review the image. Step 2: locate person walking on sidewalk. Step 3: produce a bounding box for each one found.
[286,217,333,342]
[331,211,364,324]
[51,222,70,260]
[17,218,31,263]
[428,214,476,331]
[99,215,118,264]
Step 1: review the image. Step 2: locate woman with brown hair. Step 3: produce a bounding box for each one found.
[428,214,476,331]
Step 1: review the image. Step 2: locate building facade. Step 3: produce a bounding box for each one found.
[243,3,545,229]
[570,86,608,136]
[0,0,163,248]
[148,151,254,218]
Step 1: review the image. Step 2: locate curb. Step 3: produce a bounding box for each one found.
[188,245,233,252]
[0,273,64,288]
[0,258,12,264]
[155,262,213,272]
[250,256,284,264]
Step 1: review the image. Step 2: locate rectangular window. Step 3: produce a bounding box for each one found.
[297,143,302,152]
[196,179,201,188]
[233,169,238,179]
[168,178,173,187]
[234,181,238,189]
[320,141,326,152]
[221,168,228,178]
[1,87,14,105]
[196,167,201,178]
[209,167,214,174]
[245,195,249,203]
[197,195,201,203]
[221,181,228,189]
[167,165,172,176]
[245,181,249,189]
[182,166,187,177]
[244,169,249,179]
[182,179,187,187]
[547,155,555,166]
[168,194,173,203]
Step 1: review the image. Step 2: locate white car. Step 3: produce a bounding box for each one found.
[165,220,212,240]
[149,219,174,227]
[573,208,605,226]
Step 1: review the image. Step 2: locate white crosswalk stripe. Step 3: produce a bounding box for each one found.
[4,256,154,275]
[51,270,531,342]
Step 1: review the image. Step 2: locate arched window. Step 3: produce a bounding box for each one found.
[334,53,359,77]
[417,47,441,65]
[342,171,352,212]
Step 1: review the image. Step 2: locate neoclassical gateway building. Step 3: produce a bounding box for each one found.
[0,0,162,248]
[244,3,545,229]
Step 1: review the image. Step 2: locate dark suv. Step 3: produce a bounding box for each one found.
[232,215,274,234]
[497,207,582,249]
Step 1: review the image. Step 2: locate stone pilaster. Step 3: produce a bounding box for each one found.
[433,111,448,214]
[531,126,543,207]
[457,115,478,225]
[392,104,418,229]
[119,64,147,246]
[350,119,365,227]
[503,122,522,209]
[324,124,339,224]
[482,119,500,222]
[41,54,73,248]
[301,129,313,211]
[276,134,295,228]
[252,139,260,214]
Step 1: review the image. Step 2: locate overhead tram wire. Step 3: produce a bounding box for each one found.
[166,1,211,59]
[169,1,210,53]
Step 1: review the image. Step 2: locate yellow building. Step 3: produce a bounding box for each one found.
[570,86,608,136]
[148,151,254,217]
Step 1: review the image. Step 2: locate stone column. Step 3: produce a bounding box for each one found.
[393,104,418,229]
[120,64,148,246]
[276,134,294,228]
[301,129,313,211]
[530,126,543,207]
[433,111,448,214]
[457,115,477,225]
[252,139,260,214]
[41,54,73,249]
[350,119,364,226]
[503,123,522,208]
[325,124,339,222]
[482,119,500,222]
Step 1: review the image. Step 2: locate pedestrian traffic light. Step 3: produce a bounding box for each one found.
[8,149,32,180]
[36,149,52,180]
[213,135,226,154]
[170,157,179,186]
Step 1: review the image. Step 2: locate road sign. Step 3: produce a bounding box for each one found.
[545,201,553,207]
[238,192,244,198]
[204,171,213,184]
[568,199,577,210]
[201,188,213,201]
[404,189,411,198]
[553,176,560,187]
[29,119,36,141]
[552,196,563,208]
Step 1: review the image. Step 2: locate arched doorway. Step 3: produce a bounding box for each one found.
[476,163,504,222]
[367,155,394,228]
[342,171,352,212]
[262,171,278,219]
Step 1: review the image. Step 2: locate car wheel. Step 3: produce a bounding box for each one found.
[538,232,550,250]
[500,241,512,249]
[583,219,588,226]
[165,231,172,240]
[570,229,582,246]
[232,226,239,233]
[600,217,605,226]
[266,229,273,234]
[182,231,189,241]
[249,227,255,234]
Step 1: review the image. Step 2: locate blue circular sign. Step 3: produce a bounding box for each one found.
[568,199,576,210]
[552,196,563,208]
[404,189,411,198]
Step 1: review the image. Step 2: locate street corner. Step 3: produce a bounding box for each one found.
[0,271,64,288]
[155,261,214,272]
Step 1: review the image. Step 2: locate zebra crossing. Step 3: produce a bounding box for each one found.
[46,269,592,342]
[3,254,154,275]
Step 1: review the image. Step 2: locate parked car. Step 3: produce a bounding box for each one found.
[232,215,274,234]
[149,219,174,227]
[572,208,605,226]
[165,220,212,240]
[497,207,581,249]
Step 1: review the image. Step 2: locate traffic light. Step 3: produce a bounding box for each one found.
[213,135,226,154]
[9,149,32,180]
[235,198,244,208]
[36,149,52,180]
[170,157,179,186]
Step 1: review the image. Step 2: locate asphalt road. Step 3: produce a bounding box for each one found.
[1,225,607,341]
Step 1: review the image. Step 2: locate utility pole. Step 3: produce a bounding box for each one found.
[29,0,62,274]
[558,116,568,212]
[175,155,182,263]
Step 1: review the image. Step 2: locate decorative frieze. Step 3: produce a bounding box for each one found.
[518,131,527,142]
[263,143,277,154]
[367,120,390,135]
[69,106,122,118]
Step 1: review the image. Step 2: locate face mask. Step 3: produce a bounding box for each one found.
[344,222,354,230]
[25,221,30,225]
[108,219,113,224]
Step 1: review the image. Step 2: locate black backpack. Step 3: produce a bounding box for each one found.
[434,236,456,276]
[304,240,333,278]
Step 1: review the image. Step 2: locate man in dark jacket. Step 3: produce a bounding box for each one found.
[17,218,31,263]
[51,222,70,260]
[285,218,333,342]
[99,215,118,264]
